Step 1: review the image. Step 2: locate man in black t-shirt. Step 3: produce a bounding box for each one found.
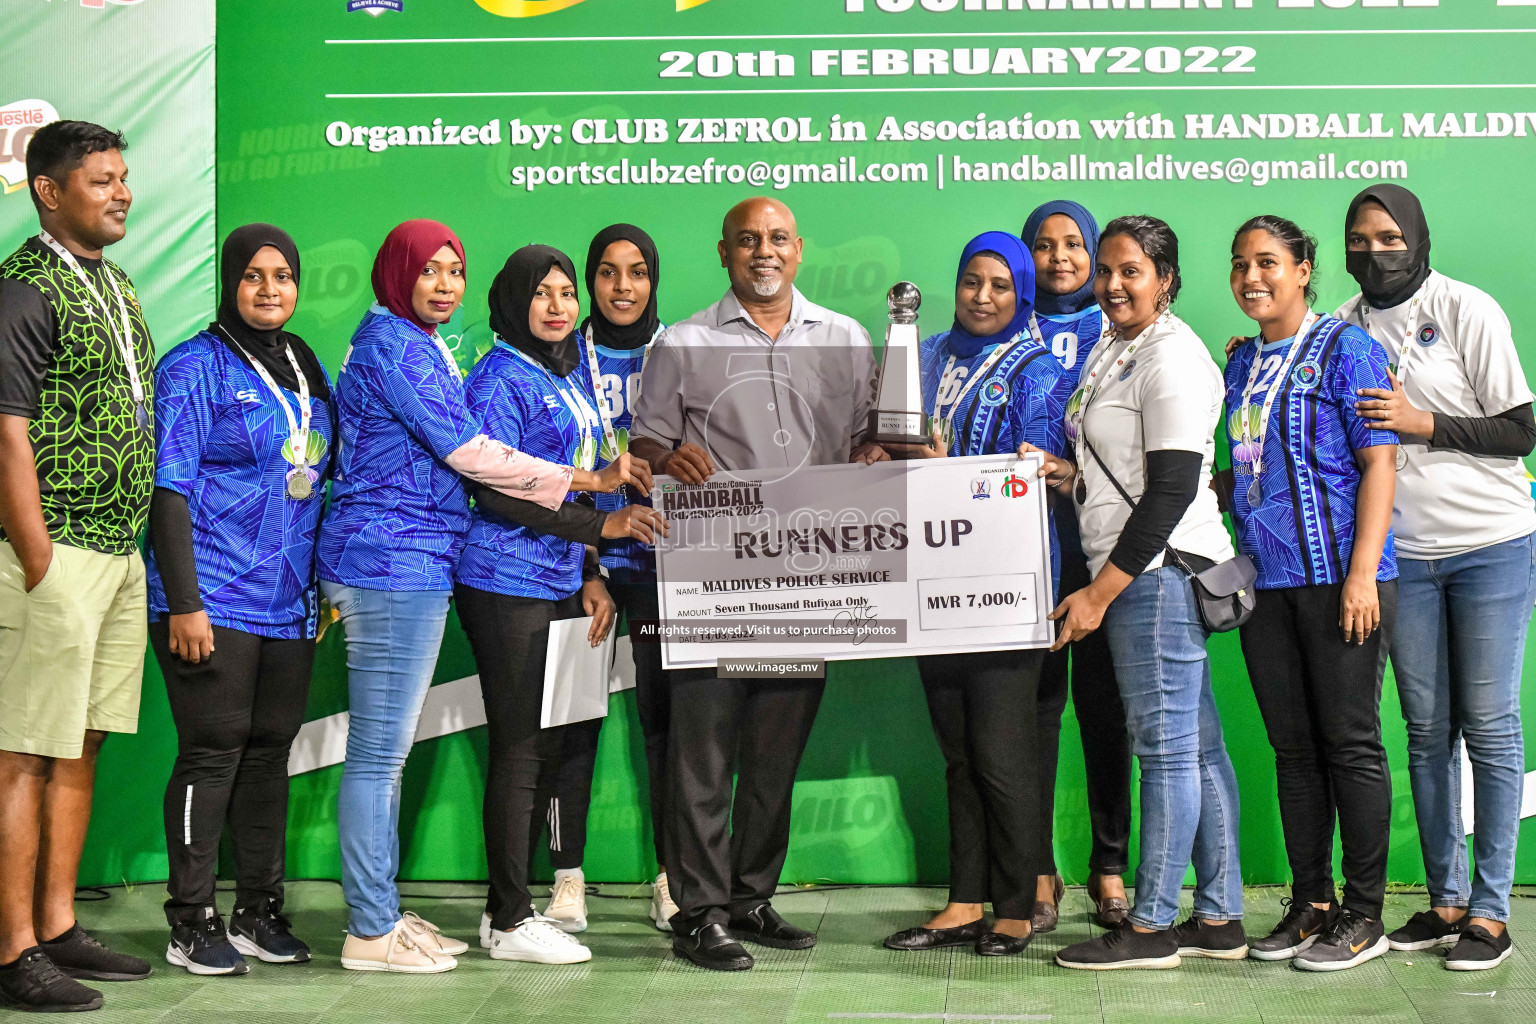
[0,121,155,1013]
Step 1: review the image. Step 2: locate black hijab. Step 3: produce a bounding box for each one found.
[1345,184,1432,309]
[489,245,581,378]
[211,223,329,399]
[580,224,660,350]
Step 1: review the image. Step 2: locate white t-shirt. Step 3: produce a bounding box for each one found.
[1335,270,1536,559]
[1072,312,1235,577]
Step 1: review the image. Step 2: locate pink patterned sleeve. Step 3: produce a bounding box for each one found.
[445,434,573,510]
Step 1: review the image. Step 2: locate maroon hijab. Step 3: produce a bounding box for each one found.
[370,219,466,334]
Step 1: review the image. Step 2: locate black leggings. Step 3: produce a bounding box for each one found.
[150,621,313,917]
[1036,503,1133,877]
[532,580,670,871]
[918,647,1045,922]
[1238,580,1397,918]
[455,585,586,929]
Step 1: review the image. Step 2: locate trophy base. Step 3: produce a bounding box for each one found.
[871,409,926,443]
[870,430,935,447]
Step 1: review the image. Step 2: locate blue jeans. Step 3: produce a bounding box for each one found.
[1104,566,1244,930]
[1391,532,1536,923]
[321,581,452,937]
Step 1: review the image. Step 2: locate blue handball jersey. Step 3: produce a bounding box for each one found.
[1032,306,1103,378]
[920,329,1069,591]
[589,328,662,582]
[317,306,480,592]
[1224,316,1398,590]
[456,343,603,601]
[146,332,336,639]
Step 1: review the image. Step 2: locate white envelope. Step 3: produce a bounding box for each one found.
[541,617,617,728]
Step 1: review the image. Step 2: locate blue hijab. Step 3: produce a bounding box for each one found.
[1021,200,1100,317]
[947,231,1035,359]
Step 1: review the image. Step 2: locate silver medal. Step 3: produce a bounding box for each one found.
[1396,447,1408,471]
[286,469,313,500]
[1247,476,1263,508]
[134,402,150,433]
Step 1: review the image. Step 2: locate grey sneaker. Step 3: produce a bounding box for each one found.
[1294,909,1388,972]
[1249,900,1337,961]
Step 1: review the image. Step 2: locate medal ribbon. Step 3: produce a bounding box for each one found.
[1069,316,1153,471]
[1359,283,1427,471]
[38,230,145,417]
[1360,286,1426,387]
[218,327,313,473]
[1237,311,1319,490]
[498,339,598,471]
[935,332,1023,448]
[581,325,623,463]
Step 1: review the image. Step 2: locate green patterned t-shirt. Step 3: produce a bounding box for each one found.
[0,237,155,555]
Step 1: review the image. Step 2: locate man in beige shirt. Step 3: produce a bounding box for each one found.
[630,197,884,971]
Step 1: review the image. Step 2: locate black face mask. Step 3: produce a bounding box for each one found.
[1345,249,1428,309]
[1344,184,1431,309]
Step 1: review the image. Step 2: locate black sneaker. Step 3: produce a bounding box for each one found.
[1056,922,1180,971]
[1445,925,1513,971]
[40,925,151,982]
[165,907,249,977]
[1294,908,1387,972]
[1171,916,1248,960]
[1387,909,1465,952]
[1249,899,1338,961]
[0,947,104,1013]
[229,901,310,964]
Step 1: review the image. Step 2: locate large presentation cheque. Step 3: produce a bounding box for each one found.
[652,453,1054,670]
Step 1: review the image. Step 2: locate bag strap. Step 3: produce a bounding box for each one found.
[1081,434,1196,579]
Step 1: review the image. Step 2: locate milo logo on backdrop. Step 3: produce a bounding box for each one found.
[473,0,712,15]
[0,100,59,195]
[800,235,902,326]
[296,238,372,324]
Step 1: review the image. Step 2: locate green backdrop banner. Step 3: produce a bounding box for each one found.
[0,0,214,888]
[43,0,1536,889]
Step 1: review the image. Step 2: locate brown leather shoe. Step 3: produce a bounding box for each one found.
[1031,875,1066,934]
[1087,874,1131,928]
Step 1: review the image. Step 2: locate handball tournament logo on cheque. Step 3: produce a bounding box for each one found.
[0,100,59,195]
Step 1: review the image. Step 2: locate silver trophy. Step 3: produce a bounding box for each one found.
[869,282,929,446]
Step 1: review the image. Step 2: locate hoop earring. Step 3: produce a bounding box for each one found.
[1155,291,1170,313]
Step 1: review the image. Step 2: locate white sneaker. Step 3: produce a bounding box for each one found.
[340,920,456,974]
[651,871,679,932]
[542,872,588,933]
[399,911,469,956]
[489,915,593,964]
[479,912,492,949]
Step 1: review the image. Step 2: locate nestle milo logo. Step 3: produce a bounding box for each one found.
[0,99,59,195]
[296,238,371,323]
[800,235,900,309]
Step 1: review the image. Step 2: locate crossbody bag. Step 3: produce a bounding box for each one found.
[1082,437,1256,633]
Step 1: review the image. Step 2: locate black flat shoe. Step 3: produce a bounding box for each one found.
[1032,875,1066,934]
[727,904,816,950]
[976,929,1034,957]
[673,923,754,971]
[883,919,986,951]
